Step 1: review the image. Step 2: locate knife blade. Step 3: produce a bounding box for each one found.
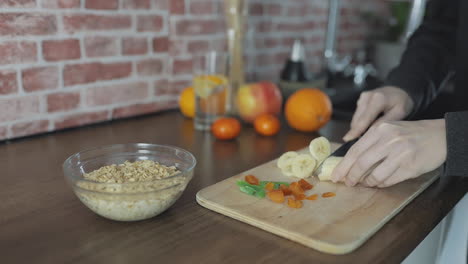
[329,138,359,157]
[312,138,359,177]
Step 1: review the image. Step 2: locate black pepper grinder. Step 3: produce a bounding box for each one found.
[279,39,309,100]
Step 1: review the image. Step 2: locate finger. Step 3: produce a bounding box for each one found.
[373,106,406,127]
[377,167,418,188]
[362,152,403,187]
[344,141,391,186]
[331,128,380,183]
[343,93,385,141]
[342,93,371,142]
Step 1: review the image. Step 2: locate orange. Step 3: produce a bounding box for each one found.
[178,86,195,118]
[284,88,332,132]
[211,118,241,140]
[253,114,280,136]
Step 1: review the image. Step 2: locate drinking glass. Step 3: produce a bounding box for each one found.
[193,52,230,130]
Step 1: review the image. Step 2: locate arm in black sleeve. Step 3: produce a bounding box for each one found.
[444,111,468,177]
[385,0,458,117]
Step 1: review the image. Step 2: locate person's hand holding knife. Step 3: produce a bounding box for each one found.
[330,86,447,187]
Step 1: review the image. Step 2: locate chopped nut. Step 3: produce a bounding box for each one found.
[83,160,179,183]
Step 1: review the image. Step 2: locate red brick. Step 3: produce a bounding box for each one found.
[112,102,161,119]
[187,40,209,53]
[63,14,131,33]
[137,15,164,32]
[267,4,282,15]
[169,80,190,94]
[22,66,59,92]
[122,0,150,9]
[172,58,192,75]
[170,0,185,14]
[42,39,80,61]
[47,92,80,112]
[255,54,275,66]
[0,96,40,122]
[85,0,118,9]
[249,3,264,15]
[0,13,57,36]
[277,23,307,32]
[282,37,295,47]
[0,0,35,8]
[275,52,289,65]
[42,0,80,8]
[122,37,148,55]
[11,120,49,138]
[64,62,132,86]
[154,79,182,96]
[0,70,18,95]
[255,21,273,33]
[86,82,149,106]
[287,6,302,16]
[152,0,168,10]
[137,59,165,76]
[175,19,221,35]
[153,37,169,53]
[153,79,170,96]
[54,111,109,130]
[190,1,214,15]
[168,39,185,56]
[84,36,118,58]
[265,38,280,48]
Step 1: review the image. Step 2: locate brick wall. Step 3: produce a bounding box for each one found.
[0,0,386,141]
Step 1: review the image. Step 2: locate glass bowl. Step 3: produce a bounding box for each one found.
[63,143,196,221]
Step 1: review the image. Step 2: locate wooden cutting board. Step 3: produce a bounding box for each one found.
[196,143,440,255]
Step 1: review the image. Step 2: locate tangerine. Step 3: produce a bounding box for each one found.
[253,114,280,136]
[211,118,241,140]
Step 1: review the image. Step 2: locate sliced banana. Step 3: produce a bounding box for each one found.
[277,151,298,169]
[291,154,317,179]
[316,156,343,181]
[280,157,296,177]
[309,136,331,164]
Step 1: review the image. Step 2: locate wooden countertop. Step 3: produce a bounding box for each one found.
[1,111,467,263]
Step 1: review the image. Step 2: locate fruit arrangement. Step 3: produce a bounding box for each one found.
[236,174,336,209]
[178,77,333,140]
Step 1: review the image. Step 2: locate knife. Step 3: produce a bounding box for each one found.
[312,138,359,177]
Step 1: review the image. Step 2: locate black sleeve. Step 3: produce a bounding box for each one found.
[444,111,468,177]
[385,0,458,117]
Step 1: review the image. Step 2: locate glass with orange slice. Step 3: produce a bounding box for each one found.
[193,52,230,130]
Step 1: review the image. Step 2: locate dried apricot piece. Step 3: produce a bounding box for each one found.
[245,175,260,185]
[294,193,306,200]
[298,179,313,190]
[267,189,285,203]
[322,192,336,198]
[264,182,275,191]
[289,182,304,195]
[287,197,303,209]
[306,194,318,200]
[280,184,292,196]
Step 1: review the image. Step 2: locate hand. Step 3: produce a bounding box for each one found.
[343,86,415,142]
[331,119,447,188]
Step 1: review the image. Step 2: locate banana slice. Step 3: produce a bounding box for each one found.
[280,157,296,177]
[316,156,343,181]
[309,136,331,164]
[277,151,298,169]
[291,154,317,179]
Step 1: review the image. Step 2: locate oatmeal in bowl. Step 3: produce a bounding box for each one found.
[63,144,196,221]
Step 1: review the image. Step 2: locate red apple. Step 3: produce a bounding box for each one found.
[236,81,282,123]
